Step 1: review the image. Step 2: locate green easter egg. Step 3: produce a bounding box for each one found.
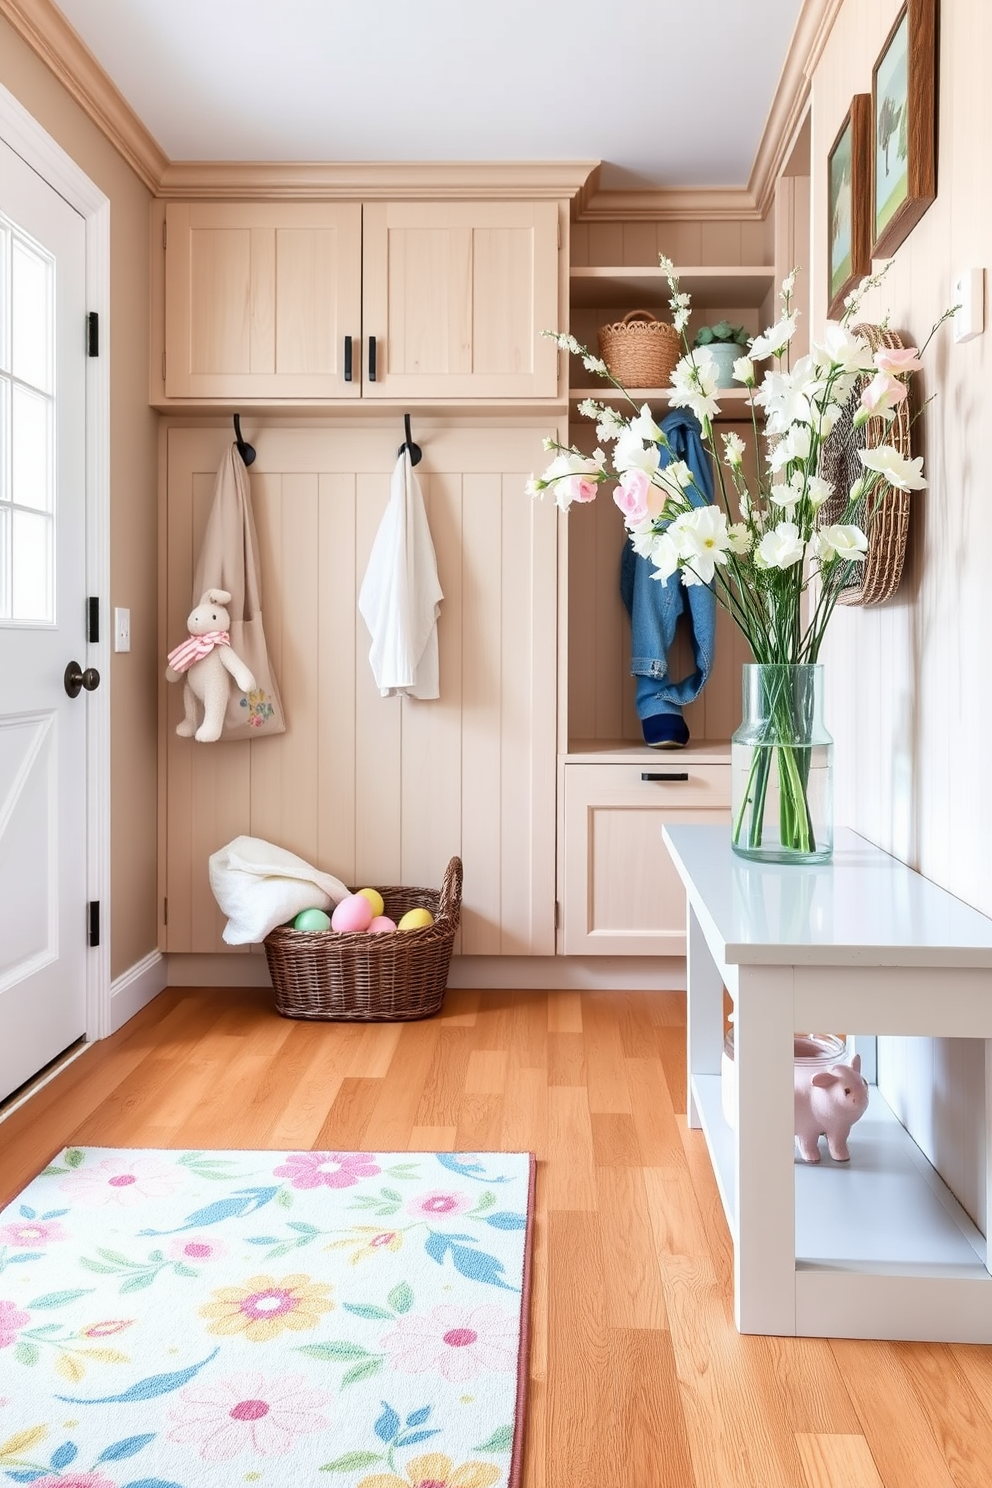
[293,907,331,932]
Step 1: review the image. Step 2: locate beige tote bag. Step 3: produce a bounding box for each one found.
[192,443,286,739]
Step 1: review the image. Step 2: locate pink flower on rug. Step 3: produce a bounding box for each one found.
[405,1190,472,1219]
[357,1453,501,1488]
[23,1477,117,1488]
[167,1371,333,1460]
[0,1300,30,1349]
[59,1155,183,1206]
[272,1152,382,1190]
[381,1303,519,1382]
[0,1219,68,1246]
[166,1234,229,1263]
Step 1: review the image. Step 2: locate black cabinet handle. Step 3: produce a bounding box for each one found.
[344,335,353,382]
[641,772,689,782]
[368,335,377,382]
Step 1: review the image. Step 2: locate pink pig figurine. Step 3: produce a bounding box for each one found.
[794,1053,869,1164]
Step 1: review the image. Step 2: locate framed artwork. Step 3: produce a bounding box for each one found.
[871,0,938,258]
[827,94,872,318]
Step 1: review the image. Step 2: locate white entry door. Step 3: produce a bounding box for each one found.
[0,136,89,1102]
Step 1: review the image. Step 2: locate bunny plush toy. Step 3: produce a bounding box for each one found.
[165,588,256,743]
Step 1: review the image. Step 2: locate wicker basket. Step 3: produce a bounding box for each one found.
[818,323,912,607]
[264,856,462,1021]
[598,309,681,388]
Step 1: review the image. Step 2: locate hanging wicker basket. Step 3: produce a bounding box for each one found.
[263,856,462,1022]
[818,323,913,607]
[598,310,681,388]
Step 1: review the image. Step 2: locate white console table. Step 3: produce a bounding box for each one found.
[663,823,992,1342]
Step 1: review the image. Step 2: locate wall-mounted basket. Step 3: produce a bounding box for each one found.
[818,323,912,607]
[598,309,681,388]
[264,856,461,1022]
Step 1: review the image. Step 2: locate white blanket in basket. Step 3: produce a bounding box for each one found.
[208,835,349,945]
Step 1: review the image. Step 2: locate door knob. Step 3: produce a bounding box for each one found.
[64,661,101,698]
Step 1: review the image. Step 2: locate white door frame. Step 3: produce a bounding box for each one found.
[0,81,111,1040]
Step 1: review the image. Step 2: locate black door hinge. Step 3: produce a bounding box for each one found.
[86,312,99,357]
[88,900,101,947]
[87,596,100,644]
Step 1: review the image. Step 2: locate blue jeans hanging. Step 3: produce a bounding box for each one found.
[619,408,716,724]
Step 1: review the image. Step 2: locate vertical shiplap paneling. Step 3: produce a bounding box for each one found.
[317,473,358,882]
[813,0,992,1230]
[164,424,555,956]
[460,473,504,954]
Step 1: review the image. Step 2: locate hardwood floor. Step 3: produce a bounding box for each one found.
[3,985,992,1488]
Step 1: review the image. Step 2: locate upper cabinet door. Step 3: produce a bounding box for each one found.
[164,202,362,399]
[361,201,560,399]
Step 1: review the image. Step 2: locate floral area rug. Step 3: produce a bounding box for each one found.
[0,1148,534,1488]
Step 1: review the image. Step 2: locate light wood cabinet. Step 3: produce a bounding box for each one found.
[362,201,559,399]
[560,755,730,956]
[157,199,561,405]
[163,202,362,400]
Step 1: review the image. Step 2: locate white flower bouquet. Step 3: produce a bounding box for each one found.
[529,262,953,858]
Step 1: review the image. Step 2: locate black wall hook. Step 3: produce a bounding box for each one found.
[398,412,422,466]
[233,414,256,467]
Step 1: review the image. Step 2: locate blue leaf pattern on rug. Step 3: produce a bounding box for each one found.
[0,1148,532,1487]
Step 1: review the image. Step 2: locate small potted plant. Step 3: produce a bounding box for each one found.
[692,320,750,388]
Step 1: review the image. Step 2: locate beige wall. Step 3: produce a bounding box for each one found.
[811,0,991,1226]
[0,16,159,979]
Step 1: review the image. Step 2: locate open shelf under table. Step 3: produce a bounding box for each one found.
[691,1072,988,1280]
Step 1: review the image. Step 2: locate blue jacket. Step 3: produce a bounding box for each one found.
[619,408,716,713]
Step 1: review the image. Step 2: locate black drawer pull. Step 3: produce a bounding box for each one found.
[641,772,689,782]
[368,335,377,382]
[344,335,353,382]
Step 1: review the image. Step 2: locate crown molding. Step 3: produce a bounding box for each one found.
[156,158,600,200]
[2,0,845,219]
[0,0,167,192]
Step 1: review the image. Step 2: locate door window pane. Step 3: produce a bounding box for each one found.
[0,215,56,623]
[11,235,53,393]
[11,385,51,512]
[10,509,52,622]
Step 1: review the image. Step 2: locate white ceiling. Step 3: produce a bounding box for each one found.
[52,0,804,190]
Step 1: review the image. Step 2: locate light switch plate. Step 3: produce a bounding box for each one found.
[953,268,985,343]
[114,607,131,653]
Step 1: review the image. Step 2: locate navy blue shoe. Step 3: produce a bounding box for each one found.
[642,713,689,749]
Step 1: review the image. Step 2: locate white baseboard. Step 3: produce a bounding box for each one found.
[165,951,685,993]
[110,950,168,1032]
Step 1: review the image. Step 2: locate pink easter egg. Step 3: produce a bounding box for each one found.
[368,915,397,934]
[330,893,374,933]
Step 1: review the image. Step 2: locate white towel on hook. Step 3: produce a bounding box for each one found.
[358,449,443,698]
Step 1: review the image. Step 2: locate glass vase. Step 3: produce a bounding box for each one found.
[731,664,833,865]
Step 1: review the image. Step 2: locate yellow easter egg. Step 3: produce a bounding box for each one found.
[357,887,385,919]
[397,907,434,931]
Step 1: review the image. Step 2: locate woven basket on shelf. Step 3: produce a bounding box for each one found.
[598,309,681,388]
[264,856,462,1022]
[818,323,912,607]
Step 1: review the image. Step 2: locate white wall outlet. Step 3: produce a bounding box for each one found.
[953,268,985,343]
[114,606,131,653]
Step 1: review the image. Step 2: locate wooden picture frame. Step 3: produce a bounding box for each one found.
[827,94,872,318]
[871,0,938,258]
